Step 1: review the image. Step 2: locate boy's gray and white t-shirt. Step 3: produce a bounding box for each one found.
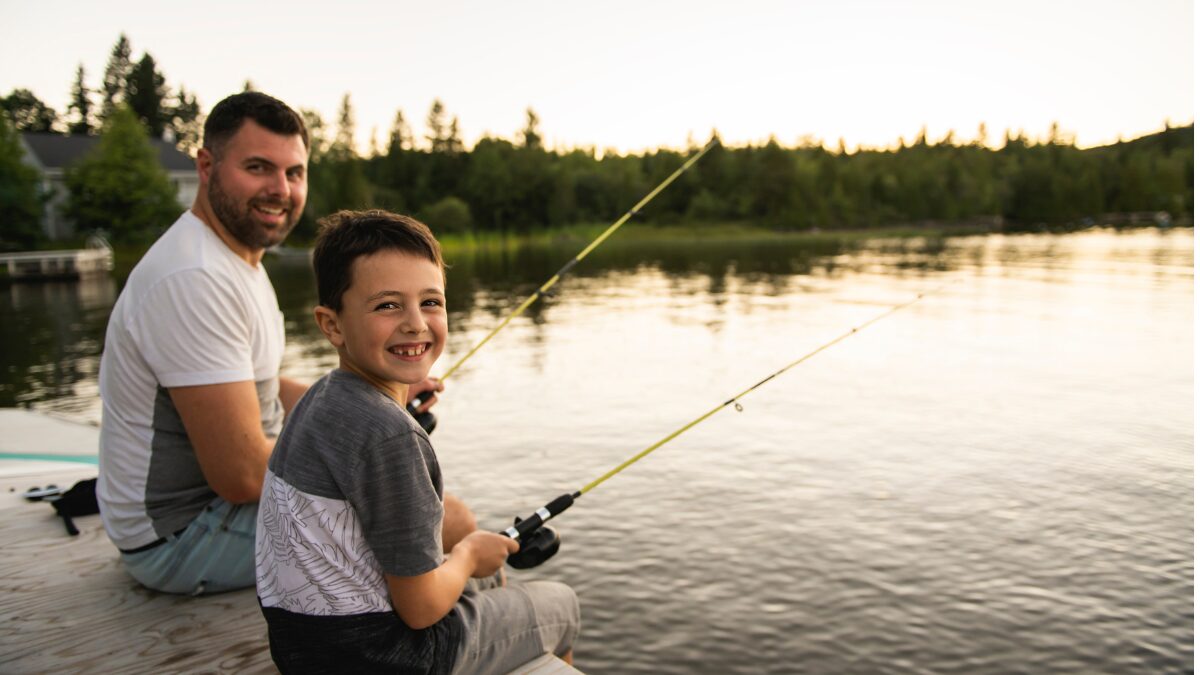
[256,368,463,671]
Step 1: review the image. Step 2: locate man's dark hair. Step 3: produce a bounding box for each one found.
[203,91,309,158]
[313,210,445,312]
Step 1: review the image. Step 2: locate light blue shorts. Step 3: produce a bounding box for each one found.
[120,497,257,596]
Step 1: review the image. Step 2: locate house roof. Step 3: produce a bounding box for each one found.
[20,132,196,173]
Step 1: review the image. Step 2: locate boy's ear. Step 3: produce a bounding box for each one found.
[313,305,345,348]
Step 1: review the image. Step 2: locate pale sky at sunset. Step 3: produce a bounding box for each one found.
[0,0,1193,154]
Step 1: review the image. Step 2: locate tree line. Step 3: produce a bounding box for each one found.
[2,33,201,152]
[0,34,1193,249]
[279,102,1198,244]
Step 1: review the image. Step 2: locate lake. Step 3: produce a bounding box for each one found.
[1,227,1193,673]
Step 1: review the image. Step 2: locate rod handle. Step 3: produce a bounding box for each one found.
[501,492,577,541]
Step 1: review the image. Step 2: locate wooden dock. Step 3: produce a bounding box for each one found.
[0,409,580,674]
[0,245,112,281]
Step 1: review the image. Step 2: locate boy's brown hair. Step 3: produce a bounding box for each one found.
[313,210,444,312]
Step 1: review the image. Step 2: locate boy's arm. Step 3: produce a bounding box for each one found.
[386,530,518,630]
[406,376,444,414]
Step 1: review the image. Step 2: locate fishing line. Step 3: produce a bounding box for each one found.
[501,282,949,567]
[437,137,719,384]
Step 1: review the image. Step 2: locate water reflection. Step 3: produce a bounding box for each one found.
[0,276,116,415]
[4,228,1191,425]
[0,228,1192,673]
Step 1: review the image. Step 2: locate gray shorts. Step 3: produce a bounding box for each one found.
[451,572,580,675]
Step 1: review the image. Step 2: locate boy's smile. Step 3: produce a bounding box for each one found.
[318,250,447,402]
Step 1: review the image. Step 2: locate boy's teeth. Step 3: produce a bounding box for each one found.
[393,345,426,356]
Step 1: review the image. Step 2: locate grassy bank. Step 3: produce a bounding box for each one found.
[433,220,1012,253]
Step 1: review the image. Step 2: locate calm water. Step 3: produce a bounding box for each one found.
[1,228,1193,673]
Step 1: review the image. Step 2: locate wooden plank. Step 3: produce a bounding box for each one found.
[0,411,583,674]
[0,469,276,674]
[503,653,583,675]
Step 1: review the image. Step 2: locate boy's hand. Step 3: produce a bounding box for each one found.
[407,377,444,413]
[457,531,519,578]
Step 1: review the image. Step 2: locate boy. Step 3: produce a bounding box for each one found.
[255,210,579,674]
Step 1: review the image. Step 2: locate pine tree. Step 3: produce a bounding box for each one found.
[64,106,181,242]
[388,109,413,152]
[520,107,542,150]
[327,94,371,210]
[126,53,168,137]
[425,100,465,153]
[368,126,381,158]
[300,108,330,158]
[426,99,449,151]
[0,115,46,248]
[169,85,202,155]
[100,34,133,122]
[333,93,357,159]
[67,64,93,135]
[446,116,464,153]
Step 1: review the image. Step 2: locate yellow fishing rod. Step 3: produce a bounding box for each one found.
[502,285,945,568]
[439,137,719,384]
[407,138,719,432]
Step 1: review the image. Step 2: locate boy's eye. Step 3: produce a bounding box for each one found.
[421,299,444,308]
[374,302,400,311]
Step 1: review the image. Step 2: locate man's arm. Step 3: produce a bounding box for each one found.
[169,380,273,504]
[278,376,309,416]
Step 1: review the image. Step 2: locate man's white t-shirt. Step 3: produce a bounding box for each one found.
[98,210,285,551]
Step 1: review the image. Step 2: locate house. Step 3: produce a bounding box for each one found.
[18,133,198,240]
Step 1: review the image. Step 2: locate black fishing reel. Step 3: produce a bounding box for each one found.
[507,522,561,569]
[501,492,577,569]
[406,390,437,434]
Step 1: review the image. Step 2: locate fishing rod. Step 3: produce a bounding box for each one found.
[440,137,719,384]
[406,137,719,432]
[502,284,947,568]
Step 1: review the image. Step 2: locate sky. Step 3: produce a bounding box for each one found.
[0,0,1193,154]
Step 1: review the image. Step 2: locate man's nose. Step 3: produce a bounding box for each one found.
[265,169,290,198]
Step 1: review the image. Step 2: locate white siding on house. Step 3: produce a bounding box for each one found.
[19,134,198,241]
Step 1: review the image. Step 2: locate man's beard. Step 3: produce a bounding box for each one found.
[208,170,300,251]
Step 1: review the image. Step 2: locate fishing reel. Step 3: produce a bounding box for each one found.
[406,390,437,434]
[502,492,577,569]
[506,521,561,569]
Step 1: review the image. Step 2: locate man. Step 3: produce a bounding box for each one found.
[97,92,446,594]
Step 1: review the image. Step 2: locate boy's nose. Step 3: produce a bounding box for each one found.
[400,306,427,333]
